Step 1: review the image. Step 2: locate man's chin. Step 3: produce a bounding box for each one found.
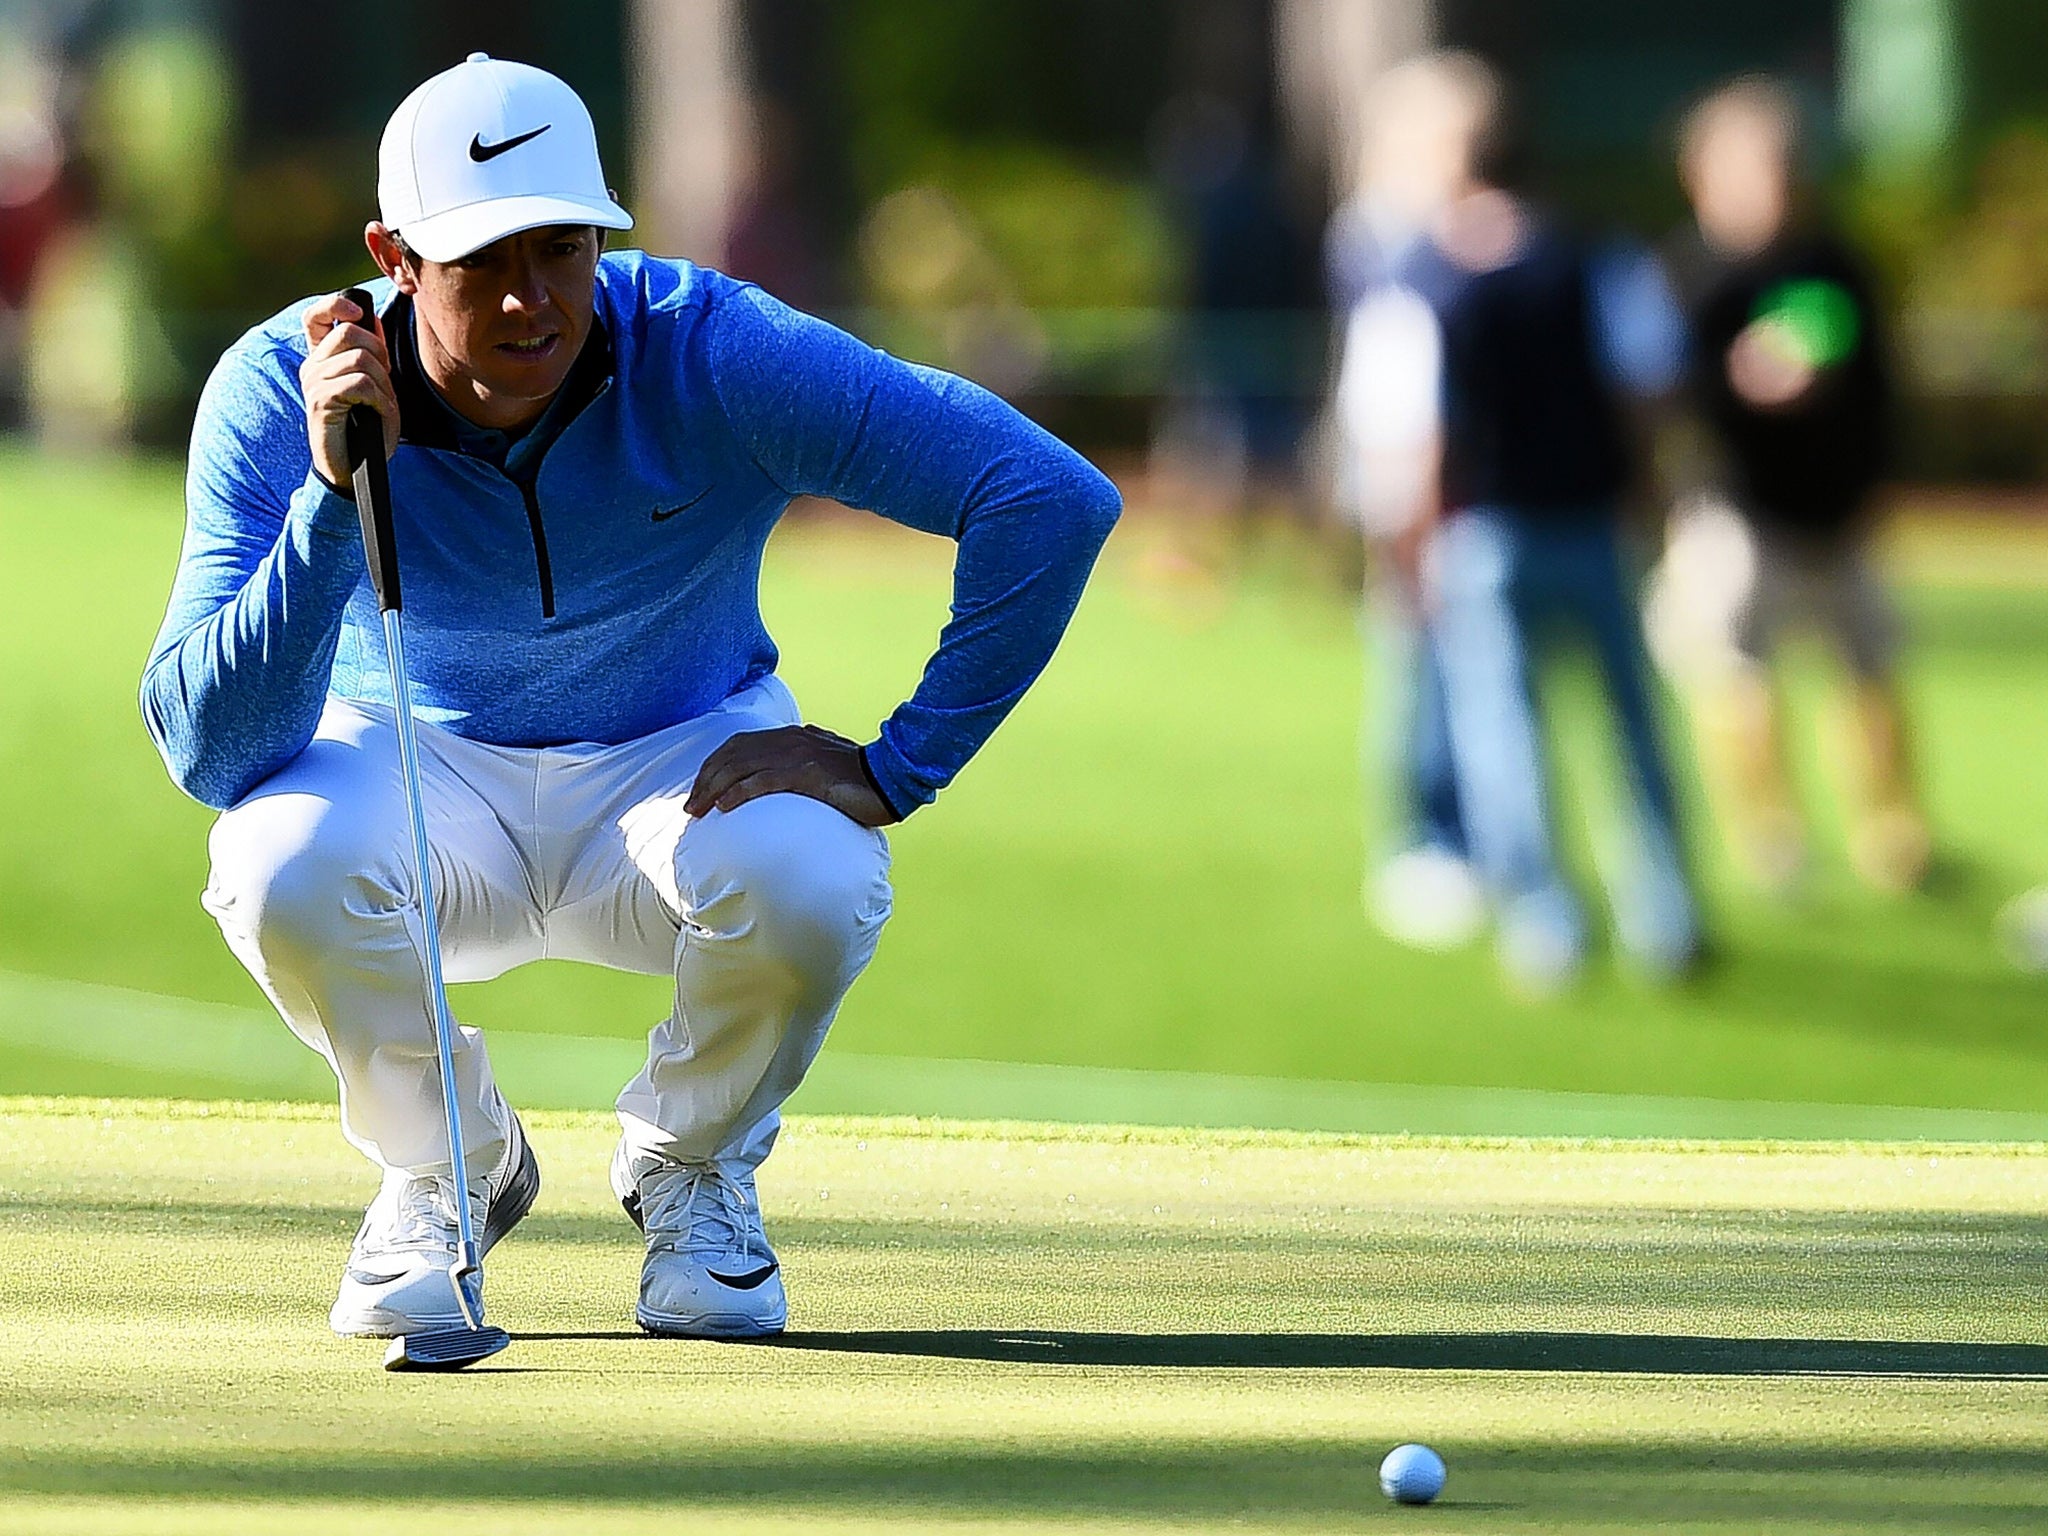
[473,358,576,411]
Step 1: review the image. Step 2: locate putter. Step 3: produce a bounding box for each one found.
[339,288,510,1373]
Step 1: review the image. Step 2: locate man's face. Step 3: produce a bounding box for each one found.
[1366,78,1493,221]
[385,223,601,423]
[1684,112,1792,257]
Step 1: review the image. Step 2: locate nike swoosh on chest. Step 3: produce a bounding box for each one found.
[651,486,715,522]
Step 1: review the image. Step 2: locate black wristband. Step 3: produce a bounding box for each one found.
[857,745,910,823]
[313,464,357,503]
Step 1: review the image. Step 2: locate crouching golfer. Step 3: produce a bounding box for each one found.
[139,54,1119,1341]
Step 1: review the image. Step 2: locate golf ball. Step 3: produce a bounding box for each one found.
[1379,1442,1446,1505]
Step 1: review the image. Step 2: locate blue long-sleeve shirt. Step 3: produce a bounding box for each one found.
[141,252,1122,814]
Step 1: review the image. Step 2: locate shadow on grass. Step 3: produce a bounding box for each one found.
[1669,845,2048,1062]
[764,1328,2048,1378]
[517,1330,646,1341]
[13,1434,2048,1526]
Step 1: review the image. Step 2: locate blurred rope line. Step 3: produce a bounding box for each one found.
[8,968,2048,1142]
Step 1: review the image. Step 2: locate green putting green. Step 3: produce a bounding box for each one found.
[1,1097,2045,1533]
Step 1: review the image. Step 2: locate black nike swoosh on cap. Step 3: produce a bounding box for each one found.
[652,488,713,522]
[470,124,551,162]
[707,1263,779,1291]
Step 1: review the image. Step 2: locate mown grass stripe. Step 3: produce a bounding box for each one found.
[6,968,2048,1142]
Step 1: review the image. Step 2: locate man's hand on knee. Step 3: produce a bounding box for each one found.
[686,725,900,828]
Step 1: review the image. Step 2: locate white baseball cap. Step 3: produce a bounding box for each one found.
[378,52,633,262]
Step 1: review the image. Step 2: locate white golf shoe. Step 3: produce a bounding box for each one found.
[329,1109,540,1338]
[1368,846,1486,952]
[612,1142,786,1338]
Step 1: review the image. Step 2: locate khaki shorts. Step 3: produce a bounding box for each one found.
[1645,493,1899,682]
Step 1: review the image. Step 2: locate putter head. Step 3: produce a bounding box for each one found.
[449,1244,484,1331]
[382,1325,511,1372]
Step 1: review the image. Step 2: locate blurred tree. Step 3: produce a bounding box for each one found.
[22,24,227,447]
[830,0,1175,198]
[736,0,1193,442]
[1911,124,2048,315]
[26,228,178,450]
[1843,0,1961,172]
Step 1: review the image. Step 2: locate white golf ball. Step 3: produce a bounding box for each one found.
[1379,1442,1446,1505]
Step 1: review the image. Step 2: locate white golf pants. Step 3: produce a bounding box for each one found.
[201,676,892,1177]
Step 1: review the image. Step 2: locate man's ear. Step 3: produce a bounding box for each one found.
[365,221,422,296]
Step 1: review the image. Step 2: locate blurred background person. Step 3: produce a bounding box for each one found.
[1331,60,1479,951]
[0,29,70,429]
[1349,51,1701,994]
[1647,75,1931,896]
[1145,84,1321,600]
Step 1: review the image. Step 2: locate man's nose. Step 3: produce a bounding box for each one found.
[502,261,548,314]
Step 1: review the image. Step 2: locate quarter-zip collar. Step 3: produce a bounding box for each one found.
[381,289,615,623]
[385,289,615,467]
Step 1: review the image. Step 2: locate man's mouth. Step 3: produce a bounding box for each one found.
[495,333,561,360]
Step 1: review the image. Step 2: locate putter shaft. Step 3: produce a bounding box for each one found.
[381,607,484,1330]
[342,343,494,1349]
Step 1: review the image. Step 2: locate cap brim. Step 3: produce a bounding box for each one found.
[399,192,634,263]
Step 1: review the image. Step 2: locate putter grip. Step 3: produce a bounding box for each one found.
[338,287,401,614]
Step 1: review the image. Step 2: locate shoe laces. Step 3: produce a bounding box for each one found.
[379,1172,487,1255]
[639,1162,761,1265]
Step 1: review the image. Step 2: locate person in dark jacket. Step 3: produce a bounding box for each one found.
[1647,75,1931,893]
[1345,52,1700,994]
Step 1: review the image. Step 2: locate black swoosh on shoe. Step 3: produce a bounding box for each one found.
[707,1263,779,1291]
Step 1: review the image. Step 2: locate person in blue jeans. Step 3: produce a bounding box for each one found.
[1331,65,1481,951]
[1343,52,1701,992]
